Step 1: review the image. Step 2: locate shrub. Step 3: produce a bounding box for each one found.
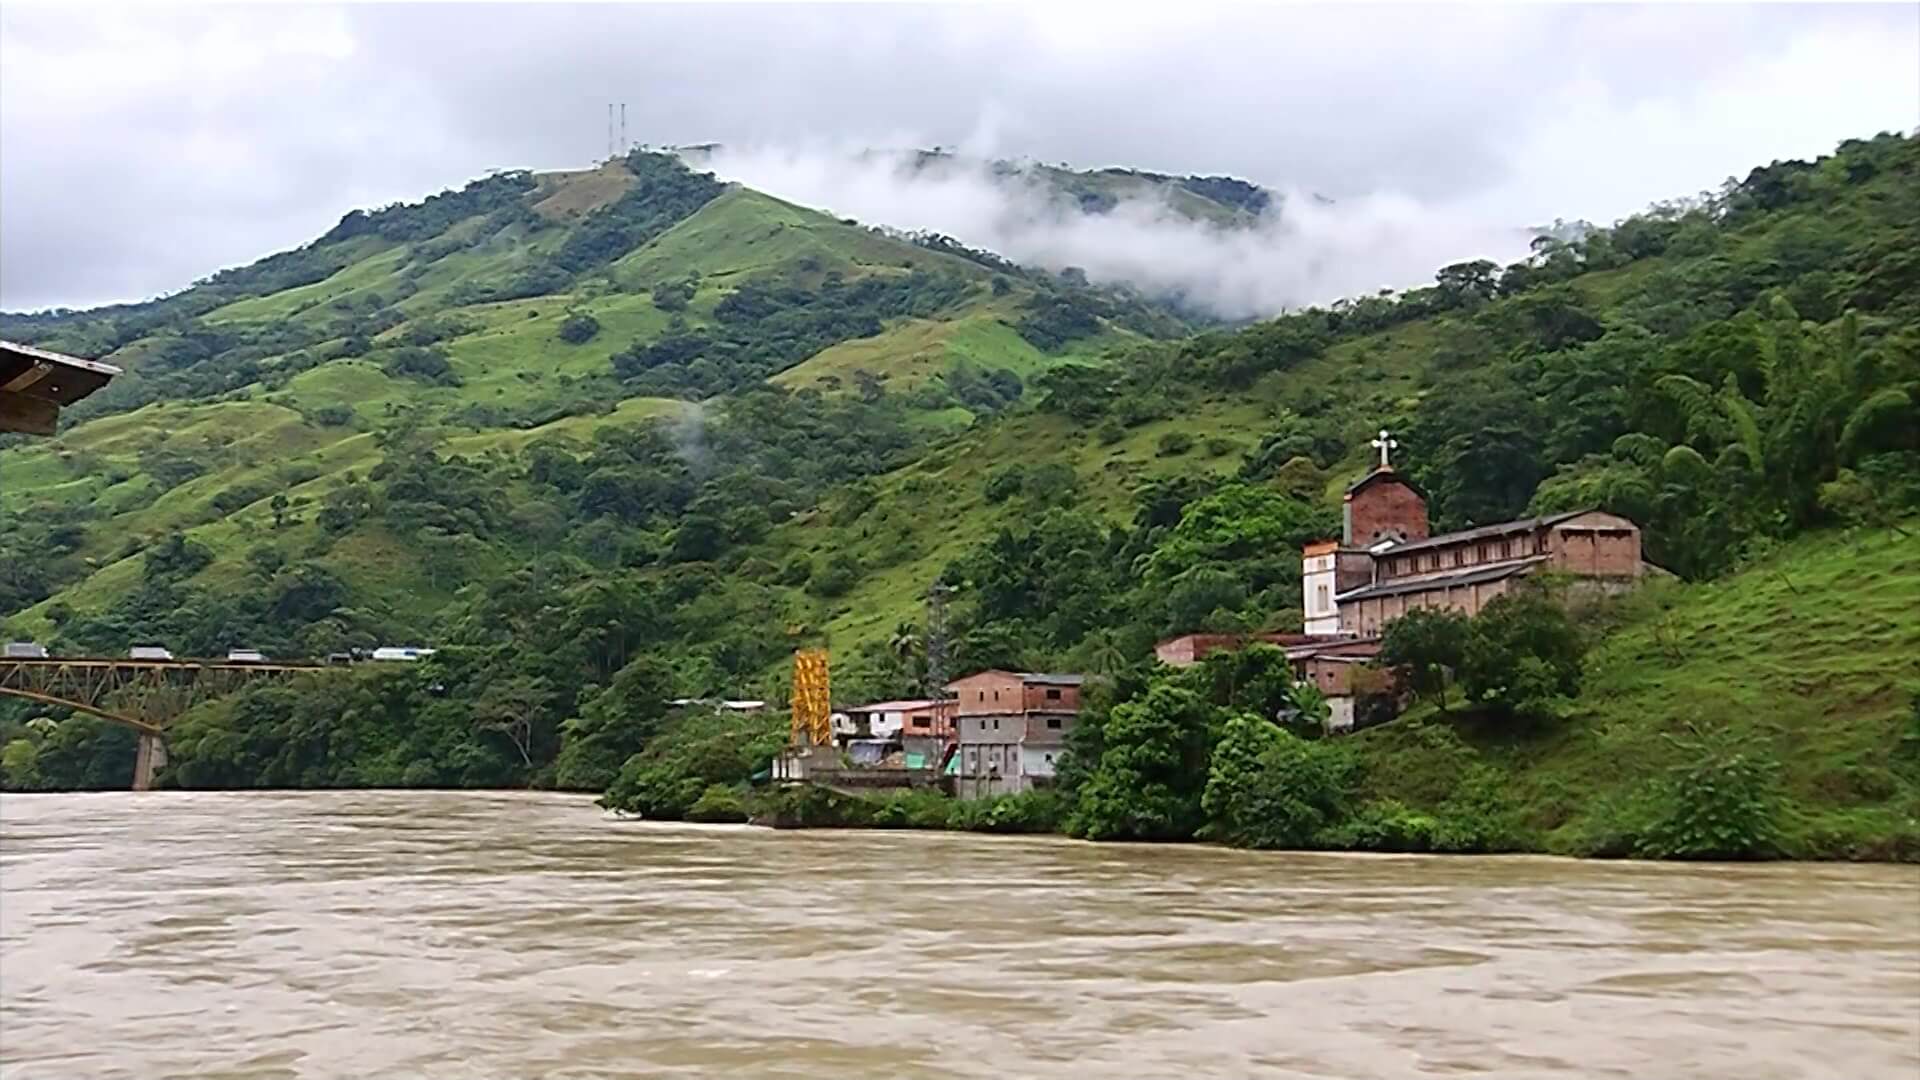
[776,553,814,587]
[686,784,749,823]
[210,482,272,516]
[651,279,695,312]
[1459,589,1585,720]
[1096,419,1127,446]
[1202,714,1355,848]
[809,553,861,598]
[1636,740,1785,860]
[1431,764,1530,852]
[558,311,601,344]
[983,465,1026,503]
[949,790,1070,834]
[379,346,461,386]
[1157,431,1195,456]
[863,789,960,829]
[1318,800,1443,852]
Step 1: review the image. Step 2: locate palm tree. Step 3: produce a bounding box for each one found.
[887,622,922,664]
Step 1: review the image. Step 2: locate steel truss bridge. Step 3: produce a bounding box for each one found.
[0,657,326,789]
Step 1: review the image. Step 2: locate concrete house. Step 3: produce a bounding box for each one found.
[833,698,956,769]
[946,671,1084,799]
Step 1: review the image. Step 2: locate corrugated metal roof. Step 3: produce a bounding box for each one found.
[1336,556,1549,603]
[945,670,1088,688]
[1373,511,1598,556]
[846,699,948,712]
[2,340,122,405]
[1020,673,1086,686]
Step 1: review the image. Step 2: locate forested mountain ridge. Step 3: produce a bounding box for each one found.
[2,133,1916,846]
[1,150,1200,640]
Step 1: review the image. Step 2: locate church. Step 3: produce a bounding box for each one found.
[1302,432,1646,638]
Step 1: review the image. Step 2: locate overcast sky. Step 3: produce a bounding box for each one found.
[2,3,1914,312]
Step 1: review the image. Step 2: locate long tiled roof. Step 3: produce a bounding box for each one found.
[1374,510,1599,556]
[846,699,947,712]
[1019,672,1086,686]
[1335,556,1548,603]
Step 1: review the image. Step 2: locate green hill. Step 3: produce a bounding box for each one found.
[2,151,1198,637]
[2,133,1917,853]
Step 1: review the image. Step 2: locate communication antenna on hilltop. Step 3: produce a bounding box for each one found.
[606,103,615,161]
[620,103,628,156]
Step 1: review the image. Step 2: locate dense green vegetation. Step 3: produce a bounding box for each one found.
[4,135,1916,861]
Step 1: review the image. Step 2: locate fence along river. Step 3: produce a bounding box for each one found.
[1,790,1915,1079]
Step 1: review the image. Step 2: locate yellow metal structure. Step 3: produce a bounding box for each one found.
[790,648,832,746]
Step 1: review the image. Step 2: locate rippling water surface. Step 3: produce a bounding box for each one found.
[2,790,1916,1079]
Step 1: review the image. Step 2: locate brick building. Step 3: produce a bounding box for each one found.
[946,671,1083,799]
[1153,632,1323,667]
[1303,459,1645,638]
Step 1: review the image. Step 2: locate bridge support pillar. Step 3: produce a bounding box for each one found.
[132,733,168,791]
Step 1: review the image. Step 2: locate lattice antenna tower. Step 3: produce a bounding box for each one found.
[606,103,615,161]
[620,103,628,156]
[924,582,954,697]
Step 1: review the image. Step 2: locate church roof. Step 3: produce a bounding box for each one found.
[1375,509,1598,555]
[1344,467,1424,499]
[1335,556,1549,604]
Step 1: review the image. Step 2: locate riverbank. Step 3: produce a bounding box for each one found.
[605,531,1920,863]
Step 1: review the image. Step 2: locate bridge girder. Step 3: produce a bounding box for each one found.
[0,658,325,737]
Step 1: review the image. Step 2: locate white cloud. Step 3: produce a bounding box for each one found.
[700,144,1527,318]
[1,3,1913,311]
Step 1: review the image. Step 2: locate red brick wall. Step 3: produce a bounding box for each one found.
[900,702,956,736]
[1296,657,1354,696]
[1347,474,1429,545]
[949,672,1025,716]
[1339,576,1522,635]
[1549,517,1642,578]
[1022,683,1082,713]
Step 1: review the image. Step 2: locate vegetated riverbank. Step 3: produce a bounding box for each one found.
[604,527,1920,862]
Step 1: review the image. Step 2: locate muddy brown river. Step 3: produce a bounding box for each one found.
[1,791,1916,1079]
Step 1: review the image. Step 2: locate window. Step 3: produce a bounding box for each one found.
[993,689,1000,701]
[977,691,984,702]
[1316,584,1330,612]
[1047,716,1062,729]
[992,717,999,730]
[1045,688,1062,700]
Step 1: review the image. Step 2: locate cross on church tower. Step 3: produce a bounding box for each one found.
[1371,429,1399,470]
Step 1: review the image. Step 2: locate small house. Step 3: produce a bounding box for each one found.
[946,671,1085,799]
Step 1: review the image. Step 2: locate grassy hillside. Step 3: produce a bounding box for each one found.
[2,150,1199,635]
[1353,526,1920,858]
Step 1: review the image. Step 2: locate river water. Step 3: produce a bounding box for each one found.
[1,791,1916,1079]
